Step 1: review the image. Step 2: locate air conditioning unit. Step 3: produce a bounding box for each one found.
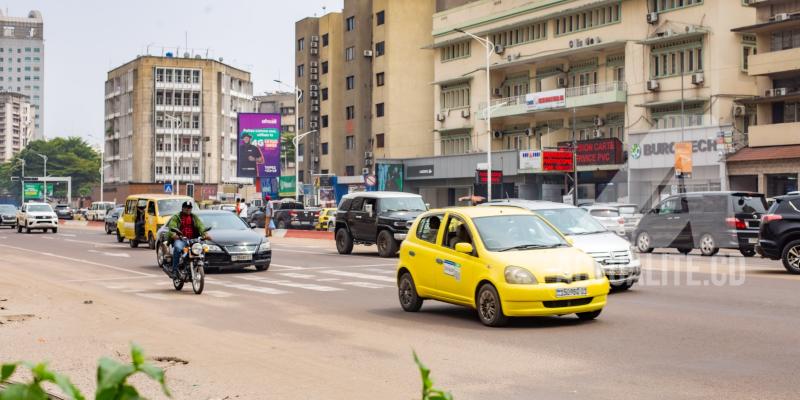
[765,88,775,97]
[691,73,705,85]
[311,35,320,42]
[310,67,318,74]
[461,109,470,118]
[310,48,319,55]
[525,128,533,137]
[594,116,605,127]
[733,105,746,117]
[493,88,502,96]
[646,12,659,24]
[492,130,503,139]
[310,115,319,121]
[585,37,601,46]
[310,61,318,67]
[310,41,319,48]
[361,168,370,175]
[310,91,319,98]
[365,159,373,166]
[311,105,320,112]
[363,50,373,57]
[436,112,446,122]
[557,76,568,88]
[569,39,584,48]
[593,129,603,138]
[775,87,788,96]
[311,99,320,105]
[494,44,505,54]
[314,156,320,162]
[365,151,373,159]
[310,84,319,91]
[774,13,790,22]
[310,74,319,81]
[647,80,660,91]
[310,122,319,129]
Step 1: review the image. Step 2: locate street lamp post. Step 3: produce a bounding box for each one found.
[456,28,495,201]
[293,130,316,201]
[33,152,47,203]
[17,159,25,205]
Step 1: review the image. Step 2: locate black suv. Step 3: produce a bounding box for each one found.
[634,191,767,256]
[335,192,427,257]
[756,194,800,273]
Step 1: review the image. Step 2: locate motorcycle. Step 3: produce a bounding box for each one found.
[162,227,211,295]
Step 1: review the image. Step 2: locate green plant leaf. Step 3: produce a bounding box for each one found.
[95,358,136,395]
[1,363,18,382]
[52,372,86,400]
[130,344,144,368]
[138,363,170,397]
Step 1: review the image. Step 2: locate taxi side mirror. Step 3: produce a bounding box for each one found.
[455,242,474,254]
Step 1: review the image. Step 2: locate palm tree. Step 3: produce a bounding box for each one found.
[281,134,295,170]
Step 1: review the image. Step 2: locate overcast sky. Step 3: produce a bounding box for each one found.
[6,0,343,146]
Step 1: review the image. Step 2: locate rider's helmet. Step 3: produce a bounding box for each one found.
[181,201,193,209]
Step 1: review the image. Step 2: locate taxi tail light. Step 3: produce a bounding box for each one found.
[725,217,746,230]
[761,214,783,224]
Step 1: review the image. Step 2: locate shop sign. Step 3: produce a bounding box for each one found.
[407,165,435,178]
[519,150,574,172]
[557,138,623,165]
[519,150,543,170]
[631,139,717,159]
[475,170,503,184]
[525,89,566,111]
[674,141,693,177]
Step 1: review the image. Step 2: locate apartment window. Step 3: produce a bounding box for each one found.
[298,116,305,130]
[322,33,329,47]
[441,133,471,155]
[376,133,385,148]
[376,11,385,25]
[440,41,471,62]
[440,84,470,109]
[322,61,329,74]
[346,135,355,150]
[345,165,355,176]
[741,35,757,72]
[298,144,304,157]
[322,87,329,100]
[345,47,355,61]
[376,103,385,117]
[491,21,548,47]
[650,0,703,13]
[554,3,620,36]
[297,64,305,77]
[192,115,200,129]
[298,38,305,51]
[376,72,385,86]
[192,93,200,106]
[346,16,355,31]
[322,115,329,128]
[346,106,355,120]
[34,48,40,52]
[346,75,355,90]
[650,38,703,78]
[322,142,329,155]
[375,41,385,57]
[651,103,705,129]
[770,29,800,52]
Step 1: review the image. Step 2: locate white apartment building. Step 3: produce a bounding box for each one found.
[0,91,32,162]
[0,10,43,140]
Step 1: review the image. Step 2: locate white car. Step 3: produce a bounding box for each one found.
[16,202,58,233]
[483,199,641,290]
[86,201,116,221]
[581,204,627,237]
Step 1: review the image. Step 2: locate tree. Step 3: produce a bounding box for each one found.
[280,133,296,170]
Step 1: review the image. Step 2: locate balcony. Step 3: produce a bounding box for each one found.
[748,47,800,76]
[748,121,800,147]
[479,81,626,119]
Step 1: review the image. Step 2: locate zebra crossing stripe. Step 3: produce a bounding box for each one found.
[340,282,392,289]
[210,279,289,295]
[318,270,396,283]
[279,272,317,279]
[237,276,343,292]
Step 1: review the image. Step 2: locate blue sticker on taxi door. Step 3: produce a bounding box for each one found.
[443,260,461,281]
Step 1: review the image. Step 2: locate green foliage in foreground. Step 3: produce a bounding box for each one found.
[414,352,453,400]
[0,344,170,400]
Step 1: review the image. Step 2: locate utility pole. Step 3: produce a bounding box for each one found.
[20,159,25,205]
[34,152,47,203]
[572,107,578,205]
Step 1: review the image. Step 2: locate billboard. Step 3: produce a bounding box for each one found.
[519,150,574,172]
[236,113,281,178]
[557,138,623,165]
[525,88,566,111]
[278,176,296,197]
[23,182,53,199]
[377,164,403,191]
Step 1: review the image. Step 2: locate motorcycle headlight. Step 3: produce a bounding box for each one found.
[504,266,537,284]
[205,244,223,252]
[258,241,271,252]
[190,243,203,256]
[594,261,607,279]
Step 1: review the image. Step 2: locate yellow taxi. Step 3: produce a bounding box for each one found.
[396,206,609,326]
[316,207,337,231]
[116,194,197,249]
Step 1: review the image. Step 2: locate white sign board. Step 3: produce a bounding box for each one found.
[519,150,543,171]
[525,88,566,111]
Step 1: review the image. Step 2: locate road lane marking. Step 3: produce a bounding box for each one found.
[270,263,397,271]
[68,275,157,283]
[88,249,131,258]
[279,272,317,279]
[205,279,289,295]
[318,270,396,283]
[135,292,170,300]
[364,268,395,275]
[204,290,234,298]
[0,243,153,277]
[315,278,340,282]
[237,276,343,292]
[57,233,77,237]
[340,282,392,289]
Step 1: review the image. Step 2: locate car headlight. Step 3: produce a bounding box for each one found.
[504,266,537,284]
[190,243,204,255]
[594,261,606,279]
[392,220,407,227]
[205,244,223,252]
[258,241,271,252]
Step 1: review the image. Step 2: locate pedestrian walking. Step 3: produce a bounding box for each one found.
[264,195,274,237]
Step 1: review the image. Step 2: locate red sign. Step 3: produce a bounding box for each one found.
[558,138,623,166]
[542,151,574,172]
[475,170,503,184]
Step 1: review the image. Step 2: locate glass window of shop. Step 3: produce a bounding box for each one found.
[766,174,798,197]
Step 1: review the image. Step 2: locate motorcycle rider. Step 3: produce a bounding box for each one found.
[165,201,209,278]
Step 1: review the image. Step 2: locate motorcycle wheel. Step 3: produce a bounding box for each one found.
[173,277,184,291]
[191,262,205,295]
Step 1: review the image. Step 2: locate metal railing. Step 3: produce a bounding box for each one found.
[481,81,627,111]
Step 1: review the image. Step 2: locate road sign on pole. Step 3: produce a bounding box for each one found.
[164,182,173,193]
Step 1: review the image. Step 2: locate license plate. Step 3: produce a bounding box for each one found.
[556,287,587,298]
[231,254,253,261]
[748,238,758,244]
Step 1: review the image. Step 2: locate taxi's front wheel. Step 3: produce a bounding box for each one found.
[476,284,508,327]
[398,272,423,312]
[577,309,602,321]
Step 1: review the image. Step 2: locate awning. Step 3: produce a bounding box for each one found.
[635,98,709,108]
[435,126,472,133]
[732,15,800,34]
[494,40,627,71]
[727,144,800,162]
[736,93,800,105]
[430,76,473,86]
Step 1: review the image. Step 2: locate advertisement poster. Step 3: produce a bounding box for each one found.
[237,113,281,178]
[23,183,53,199]
[377,164,403,191]
[259,177,279,200]
[674,141,693,177]
[319,188,335,205]
[525,88,566,111]
[278,176,296,197]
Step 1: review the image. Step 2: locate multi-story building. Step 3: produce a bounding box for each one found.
[728,0,800,196]
[295,0,434,197]
[402,0,756,207]
[103,54,255,203]
[0,10,44,140]
[0,91,33,162]
[255,91,298,176]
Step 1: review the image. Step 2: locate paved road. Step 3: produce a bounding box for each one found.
[1,226,799,399]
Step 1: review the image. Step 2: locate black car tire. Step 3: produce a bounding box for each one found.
[377,230,399,258]
[130,238,139,248]
[740,248,756,257]
[52,228,57,234]
[335,228,354,255]
[116,230,124,243]
[277,219,287,229]
[398,272,423,312]
[781,239,800,274]
[636,232,654,253]
[25,227,30,233]
[16,223,21,233]
[255,263,270,272]
[677,247,692,255]
[476,284,508,327]
[577,309,603,321]
[699,233,719,256]
[105,224,112,234]
[148,233,156,250]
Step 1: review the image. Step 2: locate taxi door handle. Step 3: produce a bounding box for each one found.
[408,250,415,257]
[435,258,443,264]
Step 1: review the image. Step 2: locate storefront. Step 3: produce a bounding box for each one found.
[726,144,800,197]
[559,138,627,203]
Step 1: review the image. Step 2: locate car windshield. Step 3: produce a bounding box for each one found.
[27,204,53,212]
[617,206,638,216]
[157,199,197,216]
[472,214,568,252]
[733,196,767,214]
[200,213,248,230]
[0,205,16,213]
[111,207,123,216]
[535,208,607,235]
[55,205,68,209]
[379,197,426,212]
[589,209,619,218]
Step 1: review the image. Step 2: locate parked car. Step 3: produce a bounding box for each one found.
[580,204,626,236]
[104,206,124,234]
[16,202,58,233]
[54,204,74,220]
[634,191,767,256]
[335,192,427,257]
[0,204,17,229]
[591,202,643,238]
[156,210,271,272]
[756,194,800,273]
[484,199,641,290]
[86,201,116,221]
[316,208,337,230]
[272,200,316,230]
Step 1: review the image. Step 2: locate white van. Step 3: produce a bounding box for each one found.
[86,201,116,221]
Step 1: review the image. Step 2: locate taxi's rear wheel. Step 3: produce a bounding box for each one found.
[476,284,508,327]
[116,230,124,243]
[577,309,602,321]
[398,272,423,312]
[148,232,156,250]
